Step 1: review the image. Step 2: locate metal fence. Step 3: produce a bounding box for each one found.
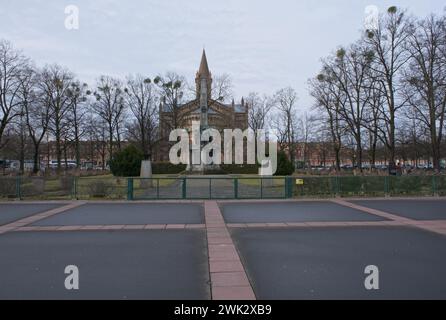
[0,175,445,200]
[129,177,289,200]
[293,176,446,198]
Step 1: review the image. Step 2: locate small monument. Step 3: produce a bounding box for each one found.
[187,50,220,174]
[140,152,153,188]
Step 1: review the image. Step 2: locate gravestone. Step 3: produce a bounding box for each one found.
[140,154,153,189]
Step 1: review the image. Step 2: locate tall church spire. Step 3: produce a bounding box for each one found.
[195,49,212,99]
[198,49,210,78]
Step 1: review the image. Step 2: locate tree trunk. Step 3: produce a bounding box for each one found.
[108,124,113,163]
[334,146,341,172]
[32,142,40,174]
[432,142,440,173]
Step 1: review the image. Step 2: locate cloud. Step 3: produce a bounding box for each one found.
[0,0,445,109]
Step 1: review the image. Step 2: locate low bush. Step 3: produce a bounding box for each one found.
[152,162,187,174]
[109,145,144,177]
[274,151,294,176]
[220,164,260,174]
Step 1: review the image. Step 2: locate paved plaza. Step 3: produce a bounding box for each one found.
[0,198,445,299]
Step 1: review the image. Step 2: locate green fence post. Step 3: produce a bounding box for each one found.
[16,176,21,200]
[285,177,289,199]
[384,176,389,197]
[260,178,263,199]
[284,177,288,198]
[432,176,438,196]
[72,176,78,200]
[127,178,134,200]
[338,176,342,197]
[209,178,211,199]
[234,178,238,199]
[182,177,187,199]
[332,176,339,198]
[285,177,293,199]
[156,179,160,199]
[330,176,339,198]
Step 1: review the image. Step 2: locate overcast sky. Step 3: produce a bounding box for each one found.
[0,0,444,110]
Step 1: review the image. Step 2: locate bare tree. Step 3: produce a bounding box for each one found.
[273,87,299,163]
[401,105,426,167]
[298,112,317,169]
[92,76,125,161]
[211,73,234,102]
[124,75,159,158]
[309,72,346,171]
[154,72,187,132]
[66,81,90,168]
[11,104,30,173]
[365,6,413,166]
[0,39,29,150]
[322,43,374,171]
[246,92,274,134]
[84,116,108,170]
[403,14,446,172]
[18,66,50,173]
[361,69,386,169]
[39,64,74,172]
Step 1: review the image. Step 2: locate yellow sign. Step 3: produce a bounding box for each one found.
[295,179,304,185]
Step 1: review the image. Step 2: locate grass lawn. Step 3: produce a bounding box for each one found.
[2,174,445,200]
[2,174,181,200]
[233,176,286,187]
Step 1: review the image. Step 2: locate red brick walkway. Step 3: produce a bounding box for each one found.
[204,201,256,300]
[332,199,446,236]
[221,199,446,236]
[13,224,206,232]
[227,220,407,229]
[0,202,85,235]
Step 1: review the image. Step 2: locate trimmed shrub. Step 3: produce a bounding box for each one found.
[109,145,144,177]
[203,168,227,175]
[220,164,260,174]
[152,162,187,174]
[274,151,294,176]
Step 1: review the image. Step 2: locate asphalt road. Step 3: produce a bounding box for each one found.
[221,202,387,223]
[0,203,65,226]
[351,200,446,220]
[32,203,204,226]
[231,226,446,299]
[0,230,210,299]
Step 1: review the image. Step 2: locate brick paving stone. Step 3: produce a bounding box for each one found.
[204,201,256,300]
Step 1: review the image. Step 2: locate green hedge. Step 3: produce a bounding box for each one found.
[220,164,260,174]
[275,151,294,176]
[152,162,187,174]
[110,145,144,177]
[110,145,187,176]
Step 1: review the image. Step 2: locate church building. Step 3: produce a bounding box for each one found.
[157,50,249,162]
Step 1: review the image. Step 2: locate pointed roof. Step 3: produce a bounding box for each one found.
[197,49,210,77]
